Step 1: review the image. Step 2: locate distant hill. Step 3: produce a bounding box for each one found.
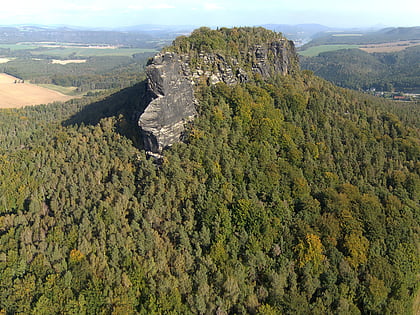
[299,26,420,93]
[302,26,420,48]
[376,26,420,39]
[300,45,420,92]
[116,24,195,37]
[261,24,330,45]
[0,25,173,48]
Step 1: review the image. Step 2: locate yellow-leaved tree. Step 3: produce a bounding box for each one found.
[295,233,325,271]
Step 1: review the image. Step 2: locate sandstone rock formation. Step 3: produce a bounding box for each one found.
[138,52,196,153]
[138,29,298,154]
[252,41,297,77]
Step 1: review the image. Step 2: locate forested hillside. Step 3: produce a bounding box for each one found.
[0,27,419,314]
[0,56,150,93]
[303,26,420,47]
[300,46,420,92]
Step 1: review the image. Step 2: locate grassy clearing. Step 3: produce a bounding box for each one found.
[299,44,360,57]
[35,84,80,96]
[0,43,39,50]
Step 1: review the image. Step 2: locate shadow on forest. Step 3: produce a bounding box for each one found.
[63,81,150,148]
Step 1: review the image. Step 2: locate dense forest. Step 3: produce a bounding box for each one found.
[0,55,151,92]
[0,27,419,314]
[300,46,420,92]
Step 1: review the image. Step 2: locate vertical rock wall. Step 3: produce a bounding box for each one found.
[138,52,196,153]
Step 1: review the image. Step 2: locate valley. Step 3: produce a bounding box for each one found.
[0,26,170,104]
[0,25,418,314]
[299,27,420,96]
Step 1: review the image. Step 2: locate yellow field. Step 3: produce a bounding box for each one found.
[0,58,13,64]
[0,73,74,108]
[359,40,420,53]
[51,59,87,65]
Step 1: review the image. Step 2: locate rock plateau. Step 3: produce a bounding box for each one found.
[138,28,298,153]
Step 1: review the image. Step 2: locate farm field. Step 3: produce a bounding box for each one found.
[298,44,359,57]
[359,40,420,53]
[51,59,87,65]
[299,40,420,56]
[0,58,13,64]
[30,47,157,57]
[0,73,75,108]
[0,43,157,57]
[331,33,363,37]
[0,43,39,50]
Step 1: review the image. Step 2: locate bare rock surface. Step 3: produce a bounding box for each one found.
[139,52,196,153]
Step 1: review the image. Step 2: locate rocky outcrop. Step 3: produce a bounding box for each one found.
[188,40,297,86]
[251,40,297,77]
[139,52,196,153]
[138,30,298,154]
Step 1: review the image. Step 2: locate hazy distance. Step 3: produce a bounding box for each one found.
[1,0,419,29]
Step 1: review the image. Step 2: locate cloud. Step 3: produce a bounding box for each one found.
[203,3,224,10]
[127,4,145,10]
[127,3,176,11]
[149,4,176,9]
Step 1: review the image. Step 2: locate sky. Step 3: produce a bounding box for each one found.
[0,0,418,29]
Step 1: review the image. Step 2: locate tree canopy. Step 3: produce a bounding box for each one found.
[0,27,419,314]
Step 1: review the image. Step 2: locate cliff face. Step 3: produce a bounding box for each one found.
[252,41,297,77]
[139,52,196,153]
[138,28,299,153]
[188,39,297,86]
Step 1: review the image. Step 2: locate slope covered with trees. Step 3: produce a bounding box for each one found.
[303,27,420,47]
[0,27,419,314]
[300,46,420,92]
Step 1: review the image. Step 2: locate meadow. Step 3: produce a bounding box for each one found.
[298,44,359,57]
